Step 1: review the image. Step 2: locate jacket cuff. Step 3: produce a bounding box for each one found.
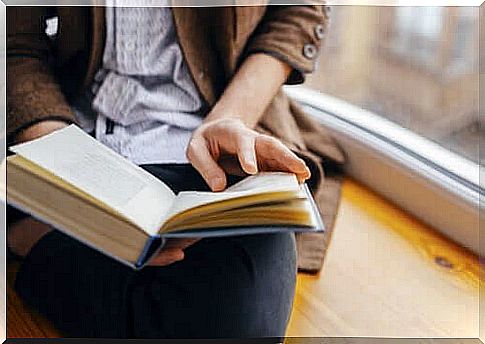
[243,5,330,85]
[7,115,76,146]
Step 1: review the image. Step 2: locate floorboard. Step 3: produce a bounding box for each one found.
[286,179,480,338]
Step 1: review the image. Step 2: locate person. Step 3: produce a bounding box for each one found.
[6,2,343,339]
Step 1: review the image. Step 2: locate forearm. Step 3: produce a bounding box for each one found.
[13,120,70,144]
[205,53,292,128]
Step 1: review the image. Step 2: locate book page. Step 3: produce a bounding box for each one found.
[165,172,300,220]
[225,172,299,192]
[10,125,175,235]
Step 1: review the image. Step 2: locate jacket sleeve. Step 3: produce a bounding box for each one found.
[244,2,330,85]
[7,7,76,143]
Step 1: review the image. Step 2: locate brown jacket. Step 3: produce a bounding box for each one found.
[7,4,346,271]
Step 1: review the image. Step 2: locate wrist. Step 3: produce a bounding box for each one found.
[202,117,244,126]
[204,109,254,129]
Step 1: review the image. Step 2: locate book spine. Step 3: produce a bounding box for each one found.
[1,200,161,270]
[135,235,165,269]
[303,183,325,231]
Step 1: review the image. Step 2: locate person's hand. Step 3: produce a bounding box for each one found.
[186,118,311,191]
[15,120,69,143]
[148,238,200,266]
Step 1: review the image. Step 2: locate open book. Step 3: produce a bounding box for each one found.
[5,125,324,269]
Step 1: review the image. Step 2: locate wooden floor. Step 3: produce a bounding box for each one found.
[5,178,481,339]
[286,179,480,338]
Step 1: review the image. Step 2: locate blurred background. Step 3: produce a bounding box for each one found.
[304,6,480,163]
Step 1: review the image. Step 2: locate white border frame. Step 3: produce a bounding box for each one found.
[0,2,483,342]
[0,1,6,341]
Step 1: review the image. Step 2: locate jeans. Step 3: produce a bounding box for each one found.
[14,164,297,339]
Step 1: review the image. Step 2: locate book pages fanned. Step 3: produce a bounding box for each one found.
[165,172,301,219]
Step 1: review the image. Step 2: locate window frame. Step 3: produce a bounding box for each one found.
[285,86,481,256]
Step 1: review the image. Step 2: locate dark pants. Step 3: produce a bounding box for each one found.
[14,164,297,339]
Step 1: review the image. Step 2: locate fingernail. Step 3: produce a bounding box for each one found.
[212,177,225,191]
[246,163,258,174]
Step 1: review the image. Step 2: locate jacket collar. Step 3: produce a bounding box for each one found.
[83,6,106,92]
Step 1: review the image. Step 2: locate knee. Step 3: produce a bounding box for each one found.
[137,233,298,338]
[216,233,297,337]
[241,232,297,283]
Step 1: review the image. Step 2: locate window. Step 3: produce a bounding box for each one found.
[305,6,479,163]
[391,7,444,67]
[287,6,480,256]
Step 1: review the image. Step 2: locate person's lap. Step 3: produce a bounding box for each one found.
[13,164,297,338]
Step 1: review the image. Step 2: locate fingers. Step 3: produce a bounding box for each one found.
[148,248,184,266]
[148,238,200,266]
[257,135,311,182]
[236,135,258,175]
[187,118,311,190]
[294,172,310,184]
[163,238,200,250]
[187,137,227,191]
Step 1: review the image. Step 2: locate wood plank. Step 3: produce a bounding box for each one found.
[287,178,480,338]
[7,262,62,338]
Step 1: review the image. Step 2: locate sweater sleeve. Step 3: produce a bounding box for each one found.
[7,7,77,143]
[243,2,330,85]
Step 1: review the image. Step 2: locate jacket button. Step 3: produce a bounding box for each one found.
[303,44,317,60]
[315,24,325,40]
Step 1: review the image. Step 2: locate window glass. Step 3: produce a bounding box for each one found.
[305,6,480,163]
